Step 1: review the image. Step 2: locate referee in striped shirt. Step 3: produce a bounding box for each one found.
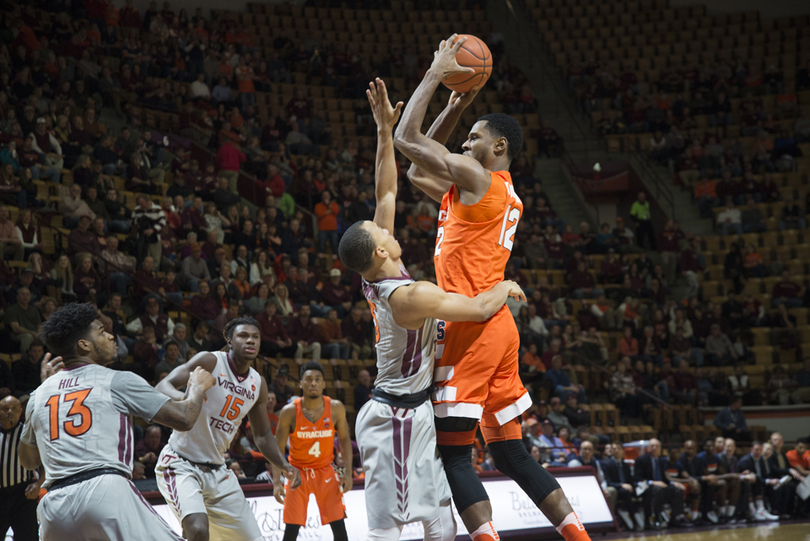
[2,395,42,541]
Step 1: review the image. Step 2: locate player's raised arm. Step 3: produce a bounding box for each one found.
[367,78,403,234]
[247,377,300,487]
[155,351,218,400]
[389,280,525,329]
[407,87,481,202]
[394,35,489,195]
[151,366,217,431]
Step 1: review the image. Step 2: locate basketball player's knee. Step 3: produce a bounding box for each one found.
[437,444,489,513]
[182,515,209,541]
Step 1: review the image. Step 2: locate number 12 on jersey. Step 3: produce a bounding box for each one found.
[498,205,521,252]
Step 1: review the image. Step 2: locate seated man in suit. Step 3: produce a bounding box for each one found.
[634,439,692,530]
[601,443,639,531]
[709,437,742,521]
[767,433,806,518]
[736,440,780,521]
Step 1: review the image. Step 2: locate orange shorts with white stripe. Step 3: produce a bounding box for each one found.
[432,308,531,432]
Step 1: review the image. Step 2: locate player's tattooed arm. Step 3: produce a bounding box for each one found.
[408,87,481,203]
[249,378,300,489]
[367,77,403,234]
[152,367,216,431]
[394,35,489,197]
[331,400,354,493]
[389,279,526,329]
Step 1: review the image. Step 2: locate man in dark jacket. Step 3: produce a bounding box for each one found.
[736,441,780,521]
[601,443,638,529]
[635,439,691,529]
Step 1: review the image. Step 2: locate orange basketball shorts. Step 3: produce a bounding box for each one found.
[432,308,531,435]
[283,464,346,526]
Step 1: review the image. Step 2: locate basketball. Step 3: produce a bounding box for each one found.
[442,34,492,94]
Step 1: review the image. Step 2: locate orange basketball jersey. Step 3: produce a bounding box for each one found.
[288,396,335,469]
[435,170,523,296]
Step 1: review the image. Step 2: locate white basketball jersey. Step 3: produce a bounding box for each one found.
[169,351,260,464]
[362,265,436,395]
[21,364,170,486]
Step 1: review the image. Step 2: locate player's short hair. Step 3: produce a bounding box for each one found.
[41,302,99,358]
[299,359,325,379]
[338,221,376,273]
[477,113,523,161]
[223,316,261,341]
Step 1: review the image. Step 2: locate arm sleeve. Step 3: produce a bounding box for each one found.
[109,371,171,422]
[20,390,38,446]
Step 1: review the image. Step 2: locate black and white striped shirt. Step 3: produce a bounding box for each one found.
[1,422,33,488]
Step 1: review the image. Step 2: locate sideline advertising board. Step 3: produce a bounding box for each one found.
[147,469,615,541]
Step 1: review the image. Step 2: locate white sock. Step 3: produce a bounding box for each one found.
[470,521,499,541]
[555,512,584,536]
[726,505,736,517]
[756,499,764,511]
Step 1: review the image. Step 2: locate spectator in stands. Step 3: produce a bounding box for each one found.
[181,243,210,292]
[716,198,742,236]
[132,193,166,264]
[11,340,44,397]
[546,354,587,403]
[216,140,245,195]
[672,359,698,406]
[634,438,691,529]
[341,306,373,360]
[610,358,642,419]
[314,190,340,255]
[154,340,183,381]
[316,309,349,360]
[741,197,767,233]
[714,397,750,441]
[772,269,804,309]
[4,287,41,353]
[135,425,164,478]
[288,304,321,362]
[630,192,656,250]
[779,198,806,231]
[66,211,99,260]
[569,261,604,299]
[704,323,738,366]
[546,396,573,434]
[321,268,352,317]
[354,369,372,412]
[680,238,705,299]
[187,320,212,353]
[126,296,174,342]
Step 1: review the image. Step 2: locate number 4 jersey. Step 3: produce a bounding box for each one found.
[169,351,260,464]
[21,364,171,486]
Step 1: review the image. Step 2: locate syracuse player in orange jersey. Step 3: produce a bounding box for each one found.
[272,360,353,541]
[394,35,591,541]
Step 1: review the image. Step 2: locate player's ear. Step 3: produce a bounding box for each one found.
[494,136,507,156]
[375,246,388,259]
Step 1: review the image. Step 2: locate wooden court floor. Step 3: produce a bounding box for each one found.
[610,522,810,541]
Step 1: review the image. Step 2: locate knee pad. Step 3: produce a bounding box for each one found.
[438,444,490,514]
[488,439,561,506]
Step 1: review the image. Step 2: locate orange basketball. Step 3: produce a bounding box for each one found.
[442,34,492,94]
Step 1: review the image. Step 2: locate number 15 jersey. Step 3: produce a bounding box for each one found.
[434,170,522,296]
[169,351,260,464]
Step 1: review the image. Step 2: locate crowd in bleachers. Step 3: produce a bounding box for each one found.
[1,0,810,527]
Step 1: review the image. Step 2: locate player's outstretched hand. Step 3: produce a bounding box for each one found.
[285,464,301,489]
[431,34,476,79]
[448,85,481,111]
[502,280,527,303]
[40,353,64,383]
[367,78,403,131]
[188,366,216,393]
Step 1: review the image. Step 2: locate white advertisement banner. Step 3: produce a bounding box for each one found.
[150,474,613,541]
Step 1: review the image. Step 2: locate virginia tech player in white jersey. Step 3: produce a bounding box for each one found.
[155,317,298,541]
[338,78,524,541]
[18,303,217,541]
[168,351,260,463]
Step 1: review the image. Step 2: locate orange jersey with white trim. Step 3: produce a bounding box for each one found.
[288,396,335,469]
[435,171,523,296]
